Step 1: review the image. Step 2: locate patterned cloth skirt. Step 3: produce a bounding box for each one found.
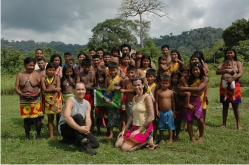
[182,95,204,121]
[123,123,153,147]
[20,92,43,119]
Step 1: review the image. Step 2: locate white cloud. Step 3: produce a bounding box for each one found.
[1,0,249,45]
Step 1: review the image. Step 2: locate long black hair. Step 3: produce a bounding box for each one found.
[224,46,238,61]
[50,54,62,66]
[140,55,152,68]
[61,65,76,90]
[188,62,205,86]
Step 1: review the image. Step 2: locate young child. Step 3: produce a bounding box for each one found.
[62,52,76,68]
[68,58,76,69]
[137,55,152,83]
[157,55,170,77]
[178,65,194,110]
[145,69,159,141]
[79,58,95,132]
[110,46,120,65]
[104,62,123,139]
[94,70,109,135]
[135,51,143,69]
[219,60,237,101]
[120,65,137,131]
[61,65,77,103]
[96,47,105,66]
[36,58,46,77]
[36,57,46,123]
[120,53,131,76]
[88,48,96,60]
[169,50,184,73]
[169,70,182,141]
[103,52,125,79]
[41,62,62,139]
[156,75,175,144]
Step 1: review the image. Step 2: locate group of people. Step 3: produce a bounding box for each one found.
[15,44,243,155]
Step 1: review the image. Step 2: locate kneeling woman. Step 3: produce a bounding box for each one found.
[115,76,155,152]
[179,62,208,143]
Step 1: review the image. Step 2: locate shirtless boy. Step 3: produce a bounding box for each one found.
[156,75,175,144]
[120,65,137,130]
[79,58,95,132]
[145,69,159,140]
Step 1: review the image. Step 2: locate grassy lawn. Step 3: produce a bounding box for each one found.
[1,87,249,164]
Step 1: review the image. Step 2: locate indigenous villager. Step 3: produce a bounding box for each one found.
[216,47,243,130]
[15,57,43,140]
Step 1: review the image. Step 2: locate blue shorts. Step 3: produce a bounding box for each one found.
[158,109,175,131]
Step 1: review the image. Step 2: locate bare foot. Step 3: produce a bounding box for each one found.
[204,124,208,128]
[186,104,194,110]
[107,135,113,140]
[219,125,226,128]
[237,125,243,131]
[197,137,204,143]
[196,129,200,135]
[191,138,197,144]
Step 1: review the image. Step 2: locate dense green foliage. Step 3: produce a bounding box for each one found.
[152,27,223,56]
[1,38,86,54]
[87,18,138,50]
[222,18,249,47]
[2,18,249,76]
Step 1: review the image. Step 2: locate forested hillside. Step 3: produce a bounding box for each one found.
[152,27,223,56]
[1,39,86,54]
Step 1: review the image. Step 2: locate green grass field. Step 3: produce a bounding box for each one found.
[1,87,249,164]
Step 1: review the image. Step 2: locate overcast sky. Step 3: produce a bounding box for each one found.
[1,0,249,45]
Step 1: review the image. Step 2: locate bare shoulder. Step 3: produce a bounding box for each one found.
[156,88,162,94]
[145,94,152,100]
[16,72,22,78]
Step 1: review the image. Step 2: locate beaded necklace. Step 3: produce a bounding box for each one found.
[46,76,54,85]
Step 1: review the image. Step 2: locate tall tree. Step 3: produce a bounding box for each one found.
[222,18,249,46]
[87,18,138,50]
[117,0,169,47]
